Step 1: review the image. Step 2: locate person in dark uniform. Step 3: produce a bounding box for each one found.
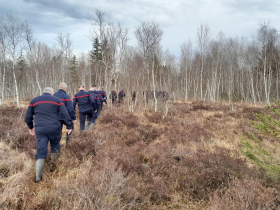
[132,91,136,101]
[109,89,118,104]
[25,87,72,183]
[102,87,107,104]
[165,91,169,101]
[91,85,102,117]
[53,83,76,143]
[96,87,105,116]
[95,87,107,116]
[73,85,97,131]
[118,90,126,103]
[88,85,101,128]
[144,91,148,103]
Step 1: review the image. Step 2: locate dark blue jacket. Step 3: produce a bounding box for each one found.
[25,93,72,130]
[118,90,125,99]
[53,89,76,121]
[88,90,101,110]
[109,91,117,101]
[73,90,96,113]
[97,90,106,102]
[102,90,107,100]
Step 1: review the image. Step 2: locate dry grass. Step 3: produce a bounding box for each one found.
[0,100,279,209]
[0,142,33,209]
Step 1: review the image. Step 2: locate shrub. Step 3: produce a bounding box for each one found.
[192,101,211,111]
[66,132,97,160]
[50,159,132,210]
[145,112,163,124]
[208,179,277,210]
[137,125,161,143]
[240,104,280,180]
[175,148,260,201]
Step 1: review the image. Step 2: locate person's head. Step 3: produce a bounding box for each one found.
[43,87,54,96]
[59,83,67,92]
[102,87,105,91]
[91,84,97,90]
[79,85,85,91]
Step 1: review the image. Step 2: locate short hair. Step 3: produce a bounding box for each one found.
[59,83,67,89]
[79,85,85,88]
[92,84,96,88]
[43,87,54,94]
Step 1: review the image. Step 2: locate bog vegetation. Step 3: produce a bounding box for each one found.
[1,8,280,210]
[1,99,280,209]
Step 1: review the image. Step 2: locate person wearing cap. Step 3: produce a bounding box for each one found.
[73,85,97,131]
[25,87,72,183]
[53,83,76,143]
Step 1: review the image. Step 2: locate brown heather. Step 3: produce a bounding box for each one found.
[0,100,280,209]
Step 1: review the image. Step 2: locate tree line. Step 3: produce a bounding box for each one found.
[0,10,279,108]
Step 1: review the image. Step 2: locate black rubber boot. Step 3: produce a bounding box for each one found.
[66,131,72,144]
[50,153,60,172]
[90,122,95,129]
[86,121,91,129]
[35,159,45,183]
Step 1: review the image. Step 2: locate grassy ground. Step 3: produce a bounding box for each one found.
[0,99,279,209]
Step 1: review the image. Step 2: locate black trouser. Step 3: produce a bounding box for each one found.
[35,127,61,160]
[79,109,93,130]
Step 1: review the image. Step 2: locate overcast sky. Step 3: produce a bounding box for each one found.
[0,0,279,57]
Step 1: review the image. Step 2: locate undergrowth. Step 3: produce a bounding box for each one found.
[0,101,279,209]
[240,104,280,181]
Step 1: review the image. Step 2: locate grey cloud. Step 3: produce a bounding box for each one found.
[0,0,279,57]
[223,0,280,14]
[23,0,94,20]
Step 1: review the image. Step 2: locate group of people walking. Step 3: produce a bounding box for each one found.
[109,89,126,103]
[24,84,169,183]
[143,90,169,103]
[24,83,106,183]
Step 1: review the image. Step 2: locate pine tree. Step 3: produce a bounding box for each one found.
[90,37,102,62]
[69,55,80,89]
[90,37,103,85]
[16,51,26,82]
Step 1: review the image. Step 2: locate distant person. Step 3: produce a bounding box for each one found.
[165,91,169,101]
[97,87,106,115]
[53,83,76,143]
[73,85,97,131]
[102,87,107,104]
[109,89,118,103]
[88,85,101,128]
[92,85,102,117]
[25,87,72,183]
[132,91,136,101]
[118,90,126,103]
[143,90,149,103]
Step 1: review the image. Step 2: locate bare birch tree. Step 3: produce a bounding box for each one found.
[135,22,163,111]
[197,24,210,100]
[180,40,193,100]
[4,12,31,107]
[56,32,72,82]
[0,15,7,105]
